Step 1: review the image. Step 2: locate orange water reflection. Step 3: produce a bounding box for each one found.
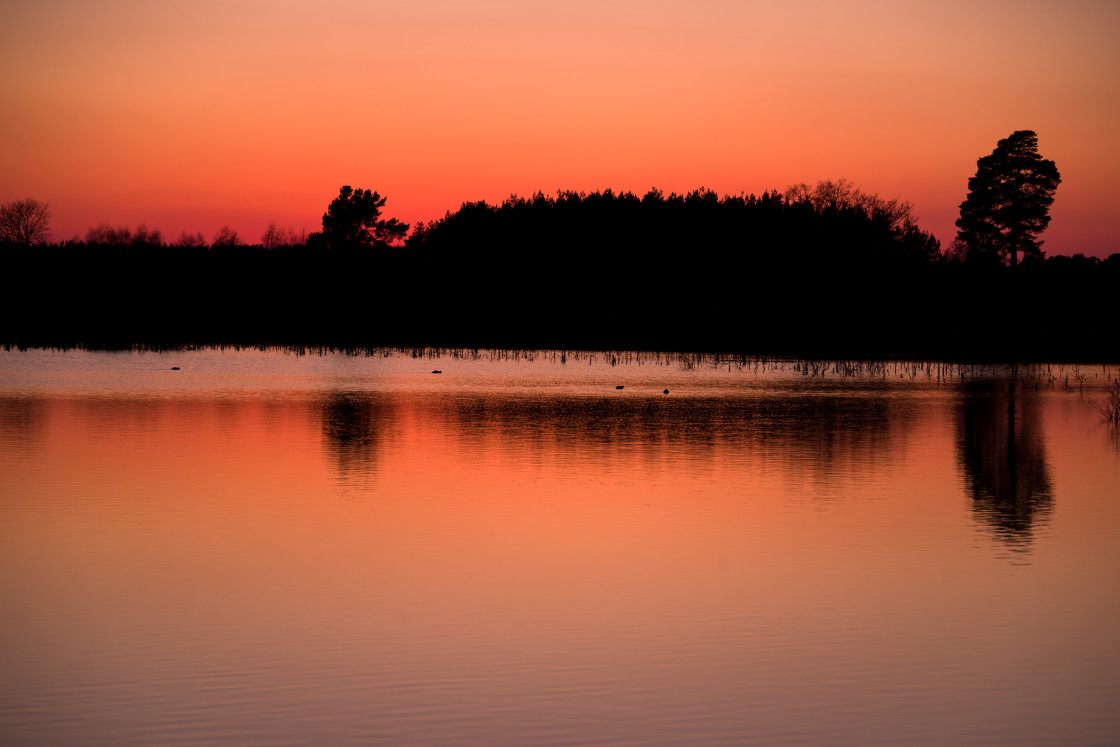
[1,375,1118,744]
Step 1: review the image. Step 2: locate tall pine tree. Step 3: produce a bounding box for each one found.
[318,186,409,248]
[955,131,1060,267]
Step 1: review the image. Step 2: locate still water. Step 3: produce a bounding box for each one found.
[1,348,1118,745]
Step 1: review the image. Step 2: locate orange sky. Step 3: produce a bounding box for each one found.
[2,0,1117,256]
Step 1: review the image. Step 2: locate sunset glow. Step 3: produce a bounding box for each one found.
[2,1,1117,255]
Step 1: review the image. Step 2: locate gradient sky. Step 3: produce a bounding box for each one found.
[2,0,1117,256]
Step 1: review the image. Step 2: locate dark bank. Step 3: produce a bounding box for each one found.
[2,179,1116,360]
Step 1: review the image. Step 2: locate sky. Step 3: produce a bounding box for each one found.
[2,0,1117,256]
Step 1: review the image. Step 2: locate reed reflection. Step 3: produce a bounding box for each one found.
[319,392,395,488]
[957,381,1053,550]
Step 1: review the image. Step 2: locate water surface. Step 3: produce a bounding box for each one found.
[1,349,1118,745]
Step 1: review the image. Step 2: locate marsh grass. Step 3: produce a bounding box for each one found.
[1090,380,1120,424]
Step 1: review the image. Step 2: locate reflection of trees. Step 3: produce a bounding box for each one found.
[320,393,393,487]
[450,390,914,486]
[957,381,1053,550]
[747,395,905,483]
[0,397,46,451]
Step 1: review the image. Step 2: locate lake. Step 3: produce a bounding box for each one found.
[1,348,1118,745]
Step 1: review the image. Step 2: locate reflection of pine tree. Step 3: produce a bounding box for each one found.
[321,393,392,486]
[958,381,1053,549]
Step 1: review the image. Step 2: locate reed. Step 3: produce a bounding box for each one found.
[1090,381,1120,424]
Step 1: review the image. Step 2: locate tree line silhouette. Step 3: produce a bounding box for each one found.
[2,180,1116,358]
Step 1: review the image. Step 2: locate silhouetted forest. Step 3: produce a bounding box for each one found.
[2,184,1117,359]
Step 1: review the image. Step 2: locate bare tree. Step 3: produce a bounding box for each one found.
[86,223,132,244]
[260,223,310,248]
[261,222,287,249]
[133,223,162,246]
[175,230,207,248]
[83,222,164,246]
[212,225,240,247]
[0,198,52,246]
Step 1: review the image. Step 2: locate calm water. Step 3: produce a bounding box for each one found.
[1,349,1118,746]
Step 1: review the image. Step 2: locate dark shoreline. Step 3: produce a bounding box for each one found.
[4,190,1116,362]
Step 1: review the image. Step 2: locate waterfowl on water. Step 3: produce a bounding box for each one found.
[616,385,624,389]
